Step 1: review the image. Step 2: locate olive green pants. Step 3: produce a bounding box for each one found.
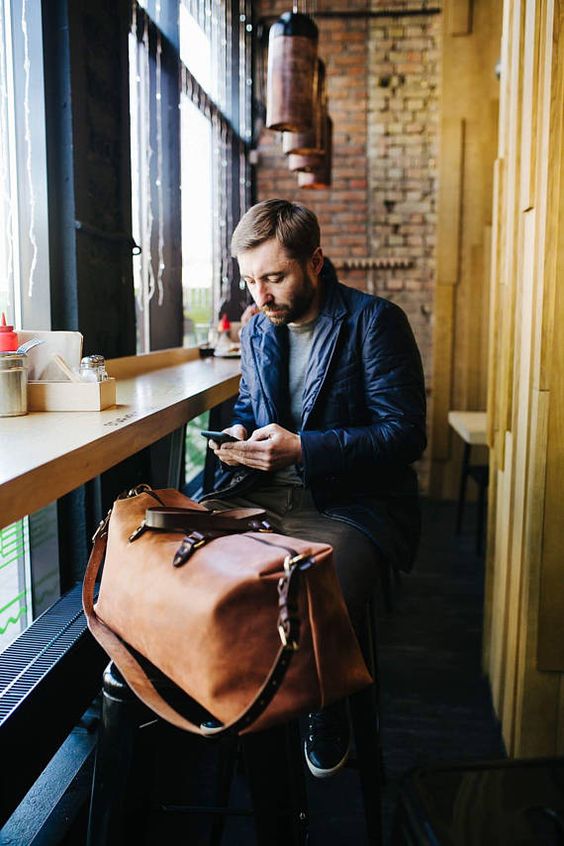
[204,480,381,635]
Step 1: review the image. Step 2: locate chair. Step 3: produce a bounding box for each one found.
[86,597,384,846]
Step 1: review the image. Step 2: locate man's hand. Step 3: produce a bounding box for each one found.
[218,423,302,471]
[208,425,248,466]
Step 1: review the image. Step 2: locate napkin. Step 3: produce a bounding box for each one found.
[17,330,83,380]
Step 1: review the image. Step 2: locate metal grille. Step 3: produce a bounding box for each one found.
[0,585,87,723]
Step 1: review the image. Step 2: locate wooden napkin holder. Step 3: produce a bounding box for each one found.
[27,378,117,411]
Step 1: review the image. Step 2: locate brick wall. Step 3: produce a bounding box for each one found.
[254,1,441,488]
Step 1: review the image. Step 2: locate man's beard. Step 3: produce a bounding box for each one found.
[261,274,315,326]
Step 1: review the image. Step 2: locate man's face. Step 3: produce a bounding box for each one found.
[238,237,323,326]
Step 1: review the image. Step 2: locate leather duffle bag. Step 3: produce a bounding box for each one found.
[82,484,372,737]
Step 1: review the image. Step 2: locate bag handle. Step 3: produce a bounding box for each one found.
[144,506,272,534]
[82,520,309,737]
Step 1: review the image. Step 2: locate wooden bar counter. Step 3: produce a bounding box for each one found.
[0,350,241,532]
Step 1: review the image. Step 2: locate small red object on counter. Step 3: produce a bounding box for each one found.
[0,313,18,352]
[218,314,231,332]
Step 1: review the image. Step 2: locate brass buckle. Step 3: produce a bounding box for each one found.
[128,520,147,543]
[116,483,152,501]
[278,623,299,651]
[92,509,112,543]
[283,552,309,575]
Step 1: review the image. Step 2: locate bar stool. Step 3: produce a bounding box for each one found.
[86,595,384,845]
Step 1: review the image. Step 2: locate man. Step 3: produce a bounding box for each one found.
[202,199,426,778]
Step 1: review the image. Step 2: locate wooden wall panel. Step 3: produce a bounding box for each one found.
[537,75,564,667]
[519,0,540,211]
[537,0,562,394]
[437,119,465,285]
[430,285,456,467]
[484,0,564,755]
[500,209,536,739]
[447,0,474,36]
[496,0,523,448]
[489,434,513,712]
[512,388,558,757]
[486,158,504,451]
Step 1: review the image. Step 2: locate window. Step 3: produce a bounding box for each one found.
[129,0,252,354]
[0,0,59,651]
[0,0,51,330]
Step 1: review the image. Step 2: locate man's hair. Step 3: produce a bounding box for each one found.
[231,199,320,262]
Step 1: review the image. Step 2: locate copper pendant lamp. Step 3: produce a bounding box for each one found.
[288,151,324,173]
[282,59,326,156]
[266,11,319,132]
[290,102,329,172]
[298,115,332,189]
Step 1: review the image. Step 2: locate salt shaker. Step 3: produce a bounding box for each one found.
[79,355,108,382]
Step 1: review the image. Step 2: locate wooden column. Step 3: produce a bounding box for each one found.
[429,0,502,497]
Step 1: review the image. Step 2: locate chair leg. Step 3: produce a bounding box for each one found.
[349,596,385,844]
[476,480,486,556]
[456,443,471,534]
[243,721,308,846]
[350,684,384,846]
[87,662,147,846]
[209,737,239,846]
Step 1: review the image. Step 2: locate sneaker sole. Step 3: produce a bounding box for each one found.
[304,738,351,779]
[200,721,225,737]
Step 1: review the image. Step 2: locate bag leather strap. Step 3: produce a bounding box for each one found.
[82,524,308,737]
[144,506,272,534]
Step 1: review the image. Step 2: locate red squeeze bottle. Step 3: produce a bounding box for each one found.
[0,313,18,352]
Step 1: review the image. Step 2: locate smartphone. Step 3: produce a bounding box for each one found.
[200,430,239,445]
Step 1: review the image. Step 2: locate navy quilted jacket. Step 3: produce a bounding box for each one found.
[210,264,427,571]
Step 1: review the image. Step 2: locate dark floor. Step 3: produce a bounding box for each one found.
[143,497,505,845]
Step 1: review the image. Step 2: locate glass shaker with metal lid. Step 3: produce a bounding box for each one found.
[79,355,108,382]
[0,352,28,416]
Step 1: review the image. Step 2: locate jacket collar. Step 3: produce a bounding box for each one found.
[249,260,348,338]
[301,264,347,426]
[247,262,349,428]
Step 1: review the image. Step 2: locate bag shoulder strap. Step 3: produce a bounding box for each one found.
[82,527,305,737]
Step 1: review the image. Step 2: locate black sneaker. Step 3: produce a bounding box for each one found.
[200,717,224,736]
[304,700,351,778]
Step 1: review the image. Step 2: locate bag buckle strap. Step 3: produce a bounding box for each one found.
[172,531,207,568]
[283,552,309,575]
[278,621,300,651]
[277,553,310,651]
[92,508,113,543]
[251,519,273,533]
[95,485,156,545]
[117,483,153,500]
